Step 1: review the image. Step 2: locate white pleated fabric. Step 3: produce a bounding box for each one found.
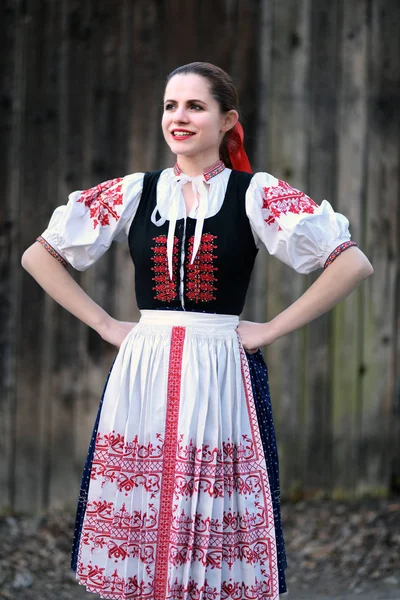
[76,311,280,600]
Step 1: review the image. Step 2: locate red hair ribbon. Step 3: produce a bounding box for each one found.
[227,122,252,173]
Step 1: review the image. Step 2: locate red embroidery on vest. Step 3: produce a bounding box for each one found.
[263,180,318,226]
[77,178,124,228]
[186,233,218,303]
[150,235,178,302]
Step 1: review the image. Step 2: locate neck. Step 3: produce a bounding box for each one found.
[175,152,221,178]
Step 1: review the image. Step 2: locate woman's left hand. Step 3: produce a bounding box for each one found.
[236,320,277,353]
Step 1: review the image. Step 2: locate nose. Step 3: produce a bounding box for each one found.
[173,105,189,122]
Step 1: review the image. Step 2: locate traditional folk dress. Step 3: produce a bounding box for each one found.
[38,161,356,600]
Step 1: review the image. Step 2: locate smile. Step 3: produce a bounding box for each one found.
[171,130,195,139]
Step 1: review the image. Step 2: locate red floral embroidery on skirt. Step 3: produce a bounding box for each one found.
[77,178,124,228]
[263,180,318,226]
[186,233,218,303]
[151,235,179,302]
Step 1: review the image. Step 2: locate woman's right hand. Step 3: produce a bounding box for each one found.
[97,317,137,349]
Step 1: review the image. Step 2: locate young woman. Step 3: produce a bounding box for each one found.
[22,62,373,600]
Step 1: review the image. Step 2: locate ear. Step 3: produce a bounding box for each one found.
[221,110,239,133]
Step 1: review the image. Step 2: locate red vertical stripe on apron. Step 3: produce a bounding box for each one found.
[154,326,186,600]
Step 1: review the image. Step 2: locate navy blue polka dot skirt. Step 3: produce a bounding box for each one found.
[71,349,287,596]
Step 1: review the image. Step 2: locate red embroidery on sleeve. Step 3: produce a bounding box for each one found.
[77,178,124,228]
[186,233,218,303]
[151,235,178,302]
[263,180,318,226]
[36,236,68,267]
[324,240,357,268]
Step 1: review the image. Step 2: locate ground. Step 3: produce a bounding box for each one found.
[0,498,399,600]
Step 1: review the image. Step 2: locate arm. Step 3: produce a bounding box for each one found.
[21,242,136,347]
[237,247,373,352]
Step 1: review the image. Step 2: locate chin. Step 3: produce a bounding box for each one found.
[169,146,195,157]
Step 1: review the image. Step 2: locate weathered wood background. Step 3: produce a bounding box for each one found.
[0,0,399,513]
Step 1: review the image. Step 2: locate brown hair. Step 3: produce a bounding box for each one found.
[166,62,239,168]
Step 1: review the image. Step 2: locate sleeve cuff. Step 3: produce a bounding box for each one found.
[36,236,69,267]
[323,240,357,269]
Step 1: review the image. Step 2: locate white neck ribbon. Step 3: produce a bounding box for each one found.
[150,174,210,281]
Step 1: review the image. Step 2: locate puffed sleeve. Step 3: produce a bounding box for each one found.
[37,172,144,270]
[245,172,357,273]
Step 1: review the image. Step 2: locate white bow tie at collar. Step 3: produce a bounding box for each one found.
[150,174,210,280]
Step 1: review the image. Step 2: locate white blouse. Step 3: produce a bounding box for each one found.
[39,166,355,274]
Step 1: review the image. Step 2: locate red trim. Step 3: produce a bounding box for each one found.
[36,236,68,267]
[154,326,186,600]
[173,160,225,180]
[238,340,279,598]
[323,240,357,268]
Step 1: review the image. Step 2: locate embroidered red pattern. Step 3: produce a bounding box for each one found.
[36,236,68,267]
[151,235,179,302]
[77,177,124,228]
[324,240,357,268]
[263,180,318,226]
[75,335,279,599]
[186,233,218,303]
[167,576,273,599]
[77,564,274,600]
[78,497,269,567]
[238,340,279,597]
[77,562,154,598]
[77,431,276,597]
[154,326,186,600]
[173,160,225,181]
[90,431,164,496]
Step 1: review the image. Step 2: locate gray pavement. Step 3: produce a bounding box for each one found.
[287,579,400,600]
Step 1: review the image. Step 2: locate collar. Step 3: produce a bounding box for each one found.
[173,160,226,182]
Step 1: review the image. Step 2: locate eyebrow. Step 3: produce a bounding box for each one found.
[164,98,207,105]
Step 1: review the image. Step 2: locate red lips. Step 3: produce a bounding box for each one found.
[171,129,195,139]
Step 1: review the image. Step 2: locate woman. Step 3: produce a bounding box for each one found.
[22,62,373,600]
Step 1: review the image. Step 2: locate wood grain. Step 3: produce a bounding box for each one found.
[0,0,398,511]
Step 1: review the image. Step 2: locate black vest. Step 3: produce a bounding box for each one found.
[128,170,258,315]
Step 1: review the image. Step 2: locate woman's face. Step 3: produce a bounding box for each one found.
[162,74,231,162]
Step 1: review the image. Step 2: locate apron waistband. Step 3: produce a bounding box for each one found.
[139,310,239,331]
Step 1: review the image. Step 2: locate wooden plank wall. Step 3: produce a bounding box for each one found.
[0,0,399,513]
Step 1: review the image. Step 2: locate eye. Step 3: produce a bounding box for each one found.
[164,103,175,111]
[190,104,203,111]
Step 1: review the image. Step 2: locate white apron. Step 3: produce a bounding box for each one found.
[76,310,280,599]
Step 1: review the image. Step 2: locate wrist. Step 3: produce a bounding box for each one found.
[262,319,281,345]
[91,310,113,337]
